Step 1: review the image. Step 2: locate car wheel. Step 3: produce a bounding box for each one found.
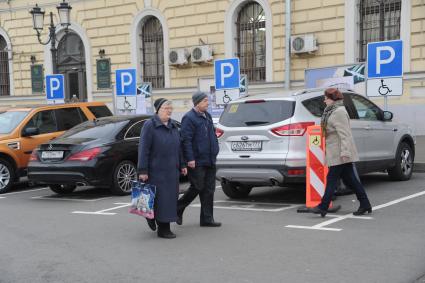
[388,142,414,181]
[0,158,15,194]
[111,160,137,195]
[221,181,252,199]
[49,184,77,194]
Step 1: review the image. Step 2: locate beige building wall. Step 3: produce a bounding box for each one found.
[0,0,424,125]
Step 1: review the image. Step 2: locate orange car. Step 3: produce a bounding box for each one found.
[0,102,112,193]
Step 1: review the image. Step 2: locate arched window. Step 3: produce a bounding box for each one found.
[237,2,266,82]
[140,17,164,89]
[0,36,10,96]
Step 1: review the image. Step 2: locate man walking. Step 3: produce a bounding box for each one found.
[177,91,221,227]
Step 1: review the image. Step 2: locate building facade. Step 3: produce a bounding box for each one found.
[0,0,424,131]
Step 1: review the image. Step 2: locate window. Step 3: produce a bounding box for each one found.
[358,0,401,62]
[220,100,295,127]
[0,111,29,134]
[124,120,146,139]
[55,108,86,131]
[61,120,127,140]
[302,95,356,119]
[350,95,381,121]
[0,36,10,96]
[88,106,113,118]
[237,2,266,82]
[24,110,57,134]
[140,17,164,89]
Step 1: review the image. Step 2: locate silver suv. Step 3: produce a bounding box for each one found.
[215,88,415,199]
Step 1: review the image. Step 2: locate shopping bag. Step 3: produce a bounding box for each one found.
[129,181,156,219]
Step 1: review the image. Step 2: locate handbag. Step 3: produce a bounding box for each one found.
[129,181,156,219]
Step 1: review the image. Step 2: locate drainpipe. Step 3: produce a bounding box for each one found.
[285,0,291,90]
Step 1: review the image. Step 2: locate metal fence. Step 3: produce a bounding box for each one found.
[140,17,164,89]
[358,0,401,62]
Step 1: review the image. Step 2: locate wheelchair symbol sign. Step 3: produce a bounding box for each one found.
[309,135,321,147]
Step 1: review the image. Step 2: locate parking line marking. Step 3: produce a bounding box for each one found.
[72,203,131,215]
[1,187,49,196]
[0,196,5,199]
[191,200,300,212]
[286,190,425,232]
[32,196,113,202]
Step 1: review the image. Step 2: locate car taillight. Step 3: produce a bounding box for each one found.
[271,122,315,136]
[287,169,305,175]
[68,147,101,161]
[216,128,224,138]
[29,150,38,161]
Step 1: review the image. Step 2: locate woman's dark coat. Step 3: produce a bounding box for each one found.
[137,115,185,223]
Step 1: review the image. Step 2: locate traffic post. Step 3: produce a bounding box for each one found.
[45,74,65,104]
[115,68,137,114]
[297,125,340,213]
[366,40,403,109]
[214,58,240,105]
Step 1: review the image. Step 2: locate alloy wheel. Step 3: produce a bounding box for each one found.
[0,163,11,191]
[117,163,137,193]
[400,148,413,177]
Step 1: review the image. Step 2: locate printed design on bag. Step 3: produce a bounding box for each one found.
[129,181,156,219]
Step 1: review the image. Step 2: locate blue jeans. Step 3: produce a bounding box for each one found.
[319,163,371,210]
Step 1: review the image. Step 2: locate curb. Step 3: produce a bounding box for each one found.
[414,163,425,173]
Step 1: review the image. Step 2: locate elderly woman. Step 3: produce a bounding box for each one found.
[310,88,372,217]
[138,98,187,238]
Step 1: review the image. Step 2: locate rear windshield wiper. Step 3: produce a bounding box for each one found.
[244,121,268,126]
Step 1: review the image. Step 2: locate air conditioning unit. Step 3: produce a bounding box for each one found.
[191,45,213,64]
[169,48,190,66]
[291,34,318,54]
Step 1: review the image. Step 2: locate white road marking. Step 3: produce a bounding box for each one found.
[191,200,300,212]
[286,190,425,232]
[32,196,112,202]
[0,196,5,199]
[1,187,49,196]
[72,202,131,215]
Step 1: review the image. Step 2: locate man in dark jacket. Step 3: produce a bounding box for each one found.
[177,91,221,227]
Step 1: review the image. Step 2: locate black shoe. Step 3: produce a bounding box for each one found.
[308,205,327,218]
[176,210,183,225]
[200,221,222,227]
[353,206,372,216]
[146,218,156,231]
[157,230,176,239]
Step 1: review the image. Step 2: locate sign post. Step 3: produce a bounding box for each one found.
[214,58,240,105]
[45,74,65,104]
[367,40,403,110]
[115,68,137,114]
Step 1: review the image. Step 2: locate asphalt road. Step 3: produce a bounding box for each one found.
[1,173,425,283]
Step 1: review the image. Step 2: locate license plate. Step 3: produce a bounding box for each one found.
[41,151,64,159]
[231,141,262,151]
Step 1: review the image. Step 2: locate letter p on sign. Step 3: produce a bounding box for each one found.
[215,58,240,90]
[367,40,403,78]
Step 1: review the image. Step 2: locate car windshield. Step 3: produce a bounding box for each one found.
[60,120,128,140]
[0,111,30,134]
[219,100,295,127]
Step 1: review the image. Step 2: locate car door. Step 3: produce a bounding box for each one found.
[55,107,87,131]
[19,110,60,167]
[350,94,395,169]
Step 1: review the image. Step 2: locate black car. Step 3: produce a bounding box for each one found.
[28,115,155,195]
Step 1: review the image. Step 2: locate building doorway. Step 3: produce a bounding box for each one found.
[56,32,87,101]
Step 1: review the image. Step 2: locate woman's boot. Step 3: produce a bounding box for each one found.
[157,222,176,239]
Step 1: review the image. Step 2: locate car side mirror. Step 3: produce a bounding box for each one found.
[22,127,40,137]
[383,111,393,121]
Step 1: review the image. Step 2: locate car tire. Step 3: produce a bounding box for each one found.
[110,160,137,195]
[387,142,414,181]
[49,184,77,194]
[221,181,252,199]
[0,158,15,194]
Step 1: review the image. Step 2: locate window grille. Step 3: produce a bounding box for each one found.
[0,36,10,96]
[140,17,164,89]
[358,0,401,62]
[236,2,266,82]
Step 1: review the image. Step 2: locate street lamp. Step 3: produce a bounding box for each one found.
[29,1,72,74]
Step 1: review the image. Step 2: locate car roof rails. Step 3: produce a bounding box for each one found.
[292,86,354,96]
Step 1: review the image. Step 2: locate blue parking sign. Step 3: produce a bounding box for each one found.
[367,40,403,78]
[116,69,137,96]
[215,58,240,90]
[45,74,64,101]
